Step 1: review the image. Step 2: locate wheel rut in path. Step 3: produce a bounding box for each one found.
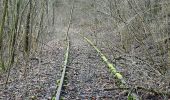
[61,30,126,100]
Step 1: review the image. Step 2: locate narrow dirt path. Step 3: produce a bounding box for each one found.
[61,29,126,100]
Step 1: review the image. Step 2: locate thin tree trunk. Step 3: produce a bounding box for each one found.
[5,0,21,87]
[52,2,55,27]
[0,0,8,70]
[36,0,45,43]
[24,0,32,56]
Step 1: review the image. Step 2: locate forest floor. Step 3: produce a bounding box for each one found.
[0,27,169,100]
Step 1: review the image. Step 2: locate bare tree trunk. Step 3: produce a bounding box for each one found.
[92,0,98,45]
[36,0,45,44]
[52,2,55,27]
[24,0,32,56]
[5,0,22,87]
[10,0,21,67]
[166,9,170,79]
[0,0,8,70]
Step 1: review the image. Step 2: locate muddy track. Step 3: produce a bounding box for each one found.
[59,31,127,100]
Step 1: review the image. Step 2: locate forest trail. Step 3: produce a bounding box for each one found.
[60,28,125,100]
[57,27,168,100]
[0,27,167,100]
[0,28,124,100]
